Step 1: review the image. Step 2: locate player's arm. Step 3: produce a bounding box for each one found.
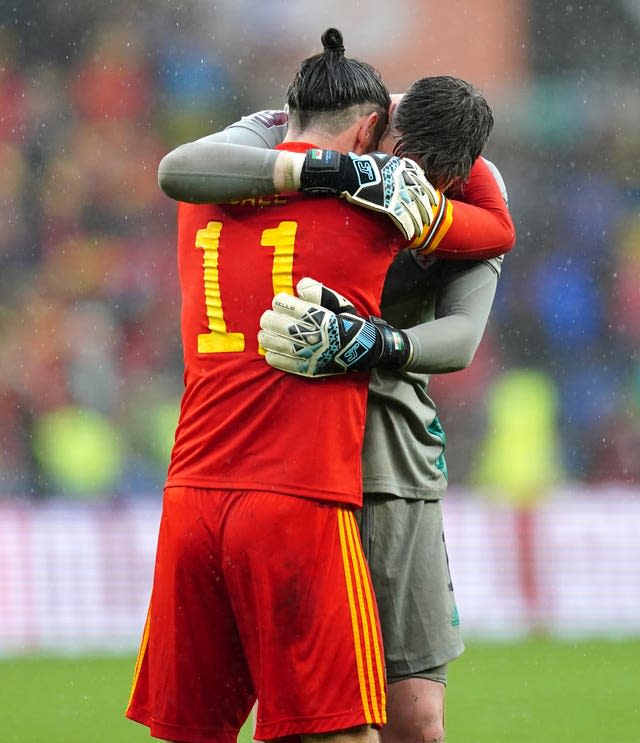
[158,110,289,203]
[159,110,514,259]
[259,258,499,377]
[416,156,515,260]
[159,109,419,203]
[158,110,438,242]
[409,262,499,372]
[259,160,508,377]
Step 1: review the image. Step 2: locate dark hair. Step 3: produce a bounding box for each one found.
[393,76,494,191]
[286,28,390,138]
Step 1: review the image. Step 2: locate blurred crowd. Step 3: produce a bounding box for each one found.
[0,3,638,500]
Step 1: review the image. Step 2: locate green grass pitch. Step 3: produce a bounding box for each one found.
[1,638,638,742]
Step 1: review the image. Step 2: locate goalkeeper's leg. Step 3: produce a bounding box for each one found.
[359,496,463,743]
[383,676,446,743]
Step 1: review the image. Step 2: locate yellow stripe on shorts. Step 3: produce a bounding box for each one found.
[337,508,386,726]
[127,605,150,709]
[344,510,386,718]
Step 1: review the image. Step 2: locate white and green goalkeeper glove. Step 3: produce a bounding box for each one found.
[258,278,413,378]
[299,149,439,242]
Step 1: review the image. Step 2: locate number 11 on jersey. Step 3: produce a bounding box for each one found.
[195,220,297,354]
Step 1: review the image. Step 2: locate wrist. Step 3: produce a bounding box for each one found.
[286,153,304,192]
[275,152,304,193]
[370,317,412,369]
[299,149,345,193]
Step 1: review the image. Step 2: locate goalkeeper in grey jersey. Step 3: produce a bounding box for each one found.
[159,76,513,743]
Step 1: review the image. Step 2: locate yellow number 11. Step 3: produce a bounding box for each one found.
[195,220,297,354]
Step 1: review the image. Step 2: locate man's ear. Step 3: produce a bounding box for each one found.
[353,111,380,154]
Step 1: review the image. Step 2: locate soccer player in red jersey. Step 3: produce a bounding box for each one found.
[126,28,447,743]
[156,74,514,743]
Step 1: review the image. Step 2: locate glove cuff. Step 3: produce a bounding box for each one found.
[299,149,346,194]
[370,317,412,369]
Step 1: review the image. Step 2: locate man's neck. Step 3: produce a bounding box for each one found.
[284,124,363,155]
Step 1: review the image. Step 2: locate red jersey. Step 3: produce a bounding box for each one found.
[416,156,516,259]
[166,142,406,507]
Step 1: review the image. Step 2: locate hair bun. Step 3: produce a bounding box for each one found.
[321,27,345,54]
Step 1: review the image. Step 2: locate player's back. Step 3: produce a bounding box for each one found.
[167,191,403,506]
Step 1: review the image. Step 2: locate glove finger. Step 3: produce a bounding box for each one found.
[385,199,415,241]
[404,193,430,229]
[400,177,435,225]
[259,310,326,360]
[412,178,439,209]
[269,293,329,322]
[297,277,356,314]
[408,187,436,224]
[264,351,310,376]
[258,329,292,354]
[272,292,327,319]
[296,277,324,303]
[265,351,338,378]
[258,328,321,357]
[260,308,314,336]
[404,166,440,206]
[397,202,423,240]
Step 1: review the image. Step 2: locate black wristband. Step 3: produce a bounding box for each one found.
[299,149,346,194]
[370,317,412,369]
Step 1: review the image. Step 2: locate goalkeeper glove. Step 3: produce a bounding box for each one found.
[299,149,439,242]
[259,277,413,378]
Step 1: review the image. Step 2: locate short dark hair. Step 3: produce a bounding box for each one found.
[286,28,390,141]
[393,76,494,190]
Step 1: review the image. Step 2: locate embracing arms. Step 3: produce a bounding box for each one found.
[258,257,499,377]
[158,110,515,258]
[158,111,436,243]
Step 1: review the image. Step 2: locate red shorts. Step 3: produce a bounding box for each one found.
[126,487,386,743]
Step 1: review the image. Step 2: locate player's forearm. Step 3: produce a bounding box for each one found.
[401,263,498,374]
[404,315,483,373]
[430,158,516,260]
[158,143,303,203]
[432,200,515,259]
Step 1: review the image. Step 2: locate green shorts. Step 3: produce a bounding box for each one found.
[358,495,464,683]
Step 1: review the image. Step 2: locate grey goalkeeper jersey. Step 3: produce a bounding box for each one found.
[363,252,502,501]
[364,159,507,500]
[158,112,507,501]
